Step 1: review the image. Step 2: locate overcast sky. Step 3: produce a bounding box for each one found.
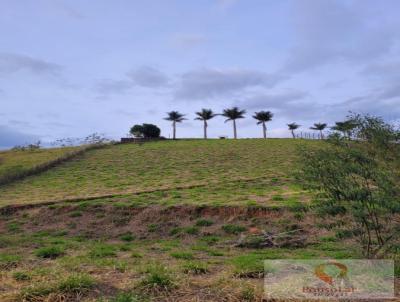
[1,0,400,148]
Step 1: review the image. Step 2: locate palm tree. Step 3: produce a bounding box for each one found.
[331,119,357,139]
[194,109,217,139]
[287,123,300,138]
[222,107,246,139]
[310,123,327,139]
[164,111,185,139]
[252,111,273,139]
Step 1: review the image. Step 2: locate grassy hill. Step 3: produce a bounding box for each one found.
[0,139,363,302]
[0,139,315,207]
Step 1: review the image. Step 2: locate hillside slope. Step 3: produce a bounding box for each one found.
[0,139,318,207]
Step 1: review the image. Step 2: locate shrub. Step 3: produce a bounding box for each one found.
[222,224,247,234]
[35,246,65,259]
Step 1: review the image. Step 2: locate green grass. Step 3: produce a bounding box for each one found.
[34,245,65,258]
[0,139,317,206]
[0,146,79,181]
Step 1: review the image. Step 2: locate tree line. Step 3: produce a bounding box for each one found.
[161,107,358,140]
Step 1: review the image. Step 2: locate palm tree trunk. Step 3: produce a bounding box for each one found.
[204,120,207,139]
[233,119,237,139]
[320,130,323,139]
[262,122,266,139]
[173,121,176,140]
[291,130,295,138]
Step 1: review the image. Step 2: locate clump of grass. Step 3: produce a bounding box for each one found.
[7,222,21,232]
[147,224,159,232]
[35,246,65,259]
[57,273,96,293]
[195,219,213,227]
[271,195,285,201]
[88,243,117,258]
[138,264,176,291]
[0,253,21,268]
[170,252,194,260]
[13,271,31,281]
[182,261,208,274]
[222,224,247,234]
[184,226,199,235]
[120,232,135,242]
[200,235,219,244]
[169,227,182,236]
[231,253,268,278]
[20,273,96,300]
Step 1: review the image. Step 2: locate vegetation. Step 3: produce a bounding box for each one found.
[287,122,300,138]
[194,108,217,139]
[164,111,186,139]
[222,107,246,139]
[252,111,273,139]
[130,123,161,138]
[310,122,328,139]
[301,114,400,257]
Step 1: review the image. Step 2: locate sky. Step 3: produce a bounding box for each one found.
[1,0,400,148]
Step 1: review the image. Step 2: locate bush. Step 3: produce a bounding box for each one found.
[35,246,65,259]
[301,113,400,257]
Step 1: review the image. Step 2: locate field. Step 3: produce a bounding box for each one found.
[0,139,365,301]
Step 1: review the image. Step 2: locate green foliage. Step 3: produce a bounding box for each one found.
[301,114,400,257]
[57,273,96,293]
[184,226,199,235]
[195,219,214,227]
[88,243,117,258]
[35,246,65,259]
[130,124,161,138]
[139,264,176,290]
[182,261,208,274]
[222,224,247,234]
[13,271,31,281]
[119,232,135,242]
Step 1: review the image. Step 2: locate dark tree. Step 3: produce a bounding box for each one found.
[195,109,217,139]
[222,107,246,139]
[130,124,161,138]
[164,111,185,139]
[252,111,273,139]
[287,123,300,138]
[310,123,327,139]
